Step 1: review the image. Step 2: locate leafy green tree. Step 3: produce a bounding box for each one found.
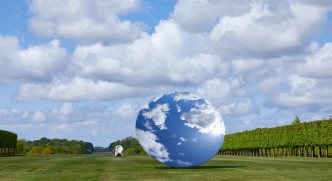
[24,137,94,154]
[221,119,332,158]
[292,115,301,125]
[0,130,17,155]
[16,139,26,154]
[27,147,44,155]
[109,137,146,154]
[42,147,53,154]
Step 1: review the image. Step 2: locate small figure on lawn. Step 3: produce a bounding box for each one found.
[115,145,123,157]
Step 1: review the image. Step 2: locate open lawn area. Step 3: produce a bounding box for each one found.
[0,154,332,181]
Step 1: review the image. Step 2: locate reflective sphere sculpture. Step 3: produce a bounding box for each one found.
[136,92,225,167]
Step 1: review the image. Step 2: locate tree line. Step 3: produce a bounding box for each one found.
[0,130,17,155]
[108,136,146,155]
[220,119,332,158]
[17,137,94,155]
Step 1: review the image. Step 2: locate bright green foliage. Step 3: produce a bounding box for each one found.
[109,136,146,154]
[16,139,26,154]
[27,147,44,155]
[24,137,94,154]
[41,147,53,154]
[221,119,332,157]
[0,130,17,155]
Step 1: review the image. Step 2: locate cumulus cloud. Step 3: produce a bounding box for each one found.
[59,102,73,115]
[14,77,157,101]
[72,20,224,87]
[0,37,68,83]
[269,76,332,107]
[0,109,22,123]
[143,104,169,130]
[172,0,250,32]
[209,1,326,58]
[297,43,332,78]
[0,102,138,146]
[196,78,243,106]
[176,159,192,166]
[174,92,201,102]
[2,0,332,141]
[32,110,46,122]
[219,99,260,117]
[115,102,140,120]
[136,129,171,162]
[180,103,225,135]
[28,0,144,43]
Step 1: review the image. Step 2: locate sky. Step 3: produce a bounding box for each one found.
[1,0,332,147]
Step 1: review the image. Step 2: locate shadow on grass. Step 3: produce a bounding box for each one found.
[155,165,245,170]
[0,154,25,157]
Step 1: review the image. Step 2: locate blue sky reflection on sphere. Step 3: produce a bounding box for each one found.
[136,92,225,167]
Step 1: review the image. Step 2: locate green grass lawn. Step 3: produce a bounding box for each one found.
[1,154,332,181]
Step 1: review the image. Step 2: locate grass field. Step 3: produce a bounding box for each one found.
[1,154,332,181]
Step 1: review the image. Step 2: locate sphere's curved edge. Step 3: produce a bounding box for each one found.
[135,92,225,168]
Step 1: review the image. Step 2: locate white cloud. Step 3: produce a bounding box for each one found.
[2,0,332,144]
[176,105,181,112]
[32,111,46,122]
[242,119,252,126]
[219,99,260,117]
[28,0,144,44]
[115,102,139,120]
[172,0,250,32]
[143,104,169,130]
[143,120,153,131]
[197,78,242,106]
[176,137,187,146]
[22,111,29,119]
[180,102,225,135]
[136,129,171,163]
[59,102,73,115]
[0,37,68,83]
[180,137,187,142]
[165,53,225,84]
[14,77,155,101]
[72,20,224,87]
[232,59,264,75]
[174,92,201,102]
[51,102,74,121]
[297,43,332,78]
[300,0,332,7]
[176,159,192,166]
[0,102,139,146]
[209,1,326,58]
[260,72,332,107]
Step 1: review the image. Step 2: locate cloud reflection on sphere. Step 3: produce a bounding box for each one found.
[136,92,225,167]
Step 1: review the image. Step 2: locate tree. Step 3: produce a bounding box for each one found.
[0,130,17,155]
[42,147,53,154]
[109,137,146,154]
[24,137,94,154]
[221,119,332,158]
[292,115,301,125]
[16,139,26,154]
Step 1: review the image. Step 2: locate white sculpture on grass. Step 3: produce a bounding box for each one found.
[115,145,123,157]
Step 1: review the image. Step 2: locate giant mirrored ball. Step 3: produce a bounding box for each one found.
[136,92,225,167]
